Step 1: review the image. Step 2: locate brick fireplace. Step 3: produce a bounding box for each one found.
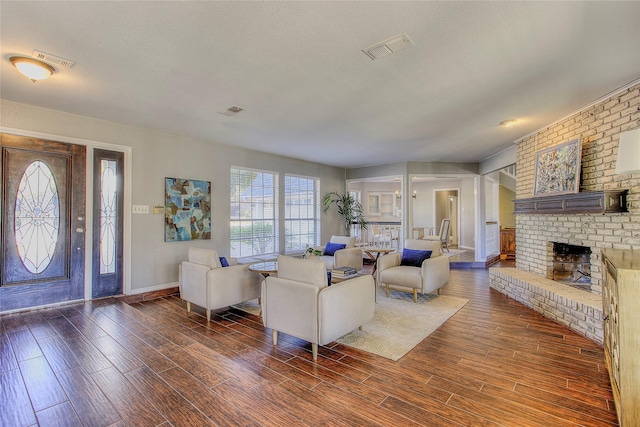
[509,83,640,296]
[489,82,640,345]
[513,214,611,294]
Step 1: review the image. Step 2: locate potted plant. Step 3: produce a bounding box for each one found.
[322,191,368,236]
[303,245,323,259]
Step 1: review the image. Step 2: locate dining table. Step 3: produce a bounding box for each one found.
[361,246,395,278]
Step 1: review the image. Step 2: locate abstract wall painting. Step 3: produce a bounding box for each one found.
[165,177,211,241]
[533,138,582,197]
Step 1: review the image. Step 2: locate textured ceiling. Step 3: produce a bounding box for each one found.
[1,1,639,168]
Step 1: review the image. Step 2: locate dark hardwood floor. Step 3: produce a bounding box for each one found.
[1,263,617,426]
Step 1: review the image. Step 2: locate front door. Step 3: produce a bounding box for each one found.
[1,134,86,312]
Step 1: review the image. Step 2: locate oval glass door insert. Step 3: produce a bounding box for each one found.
[14,160,60,273]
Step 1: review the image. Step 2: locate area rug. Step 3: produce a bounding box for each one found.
[335,288,468,361]
[232,299,261,316]
[234,288,468,361]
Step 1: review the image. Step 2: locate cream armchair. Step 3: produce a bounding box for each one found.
[180,247,262,321]
[377,239,450,303]
[314,235,363,271]
[261,255,375,361]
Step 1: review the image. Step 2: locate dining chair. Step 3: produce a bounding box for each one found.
[424,219,450,252]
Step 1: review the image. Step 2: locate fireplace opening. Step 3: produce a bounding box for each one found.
[551,242,592,291]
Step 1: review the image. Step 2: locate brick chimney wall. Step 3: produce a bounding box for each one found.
[515,83,640,294]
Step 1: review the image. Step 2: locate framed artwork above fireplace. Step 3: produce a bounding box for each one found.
[533,138,582,197]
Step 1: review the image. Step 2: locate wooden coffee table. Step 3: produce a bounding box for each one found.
[330,272,362,284]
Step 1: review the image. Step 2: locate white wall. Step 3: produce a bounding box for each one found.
[1,99,346,294]
[460,177,476,249]
[484,173,500,223]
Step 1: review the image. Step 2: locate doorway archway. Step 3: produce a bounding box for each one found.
[434,189,459,248]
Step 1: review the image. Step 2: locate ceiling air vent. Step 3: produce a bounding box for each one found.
[363,33,415,60]
[218,105,244,116]
[32,50,74,69]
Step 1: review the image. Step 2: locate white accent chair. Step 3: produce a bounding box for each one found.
[179,248,262,321]
[423,219,450,252]
[314,235,363,271]
[261,255,375,361]
[377,239,450,303]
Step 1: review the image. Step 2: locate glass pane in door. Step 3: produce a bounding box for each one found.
[15,160,60,274]
[100,159,117,274]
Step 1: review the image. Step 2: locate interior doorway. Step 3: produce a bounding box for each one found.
[449,195,458,247]
[434,189,459,248]
[347,175,404,247]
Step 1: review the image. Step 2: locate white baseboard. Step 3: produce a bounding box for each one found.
[127,281,180,295]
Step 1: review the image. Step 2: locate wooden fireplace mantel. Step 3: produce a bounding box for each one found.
[513,190,628,215]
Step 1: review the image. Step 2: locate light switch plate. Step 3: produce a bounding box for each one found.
[132,205,149,214]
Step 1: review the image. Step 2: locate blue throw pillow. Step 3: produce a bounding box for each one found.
[219,256,230,267]
[400,249,432,267]
[323,242,346,256]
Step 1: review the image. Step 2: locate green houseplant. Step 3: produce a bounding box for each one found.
[303,245,323,259]
[322,191,368,236]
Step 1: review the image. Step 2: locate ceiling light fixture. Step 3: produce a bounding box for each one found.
[10,56,56,83]
[499,119,518,127]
